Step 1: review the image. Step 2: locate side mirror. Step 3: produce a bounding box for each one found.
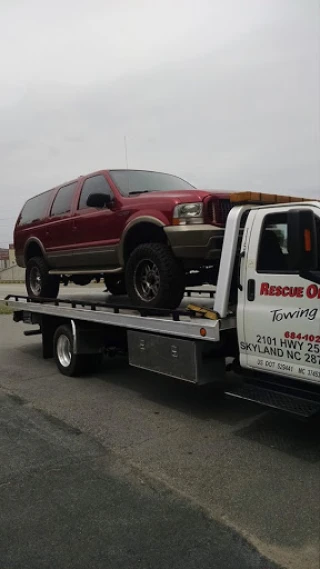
[287,209,318,271]
[86,193,112,208]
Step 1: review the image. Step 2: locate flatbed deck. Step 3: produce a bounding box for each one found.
[2,289,236,342]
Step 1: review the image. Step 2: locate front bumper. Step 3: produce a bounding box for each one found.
[164,224,224,260]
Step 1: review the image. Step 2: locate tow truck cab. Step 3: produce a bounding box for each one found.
[236,201,320,384]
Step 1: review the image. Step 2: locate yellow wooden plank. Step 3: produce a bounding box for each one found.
[187,304,219,320]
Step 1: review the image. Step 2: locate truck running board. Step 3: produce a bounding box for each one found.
[226,378,320,418]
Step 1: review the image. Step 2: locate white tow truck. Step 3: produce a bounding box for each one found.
[2,194,320,418]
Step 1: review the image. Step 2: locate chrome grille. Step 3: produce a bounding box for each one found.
[211,199,232,225]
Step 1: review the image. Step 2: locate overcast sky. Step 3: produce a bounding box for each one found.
[0,0,319,246]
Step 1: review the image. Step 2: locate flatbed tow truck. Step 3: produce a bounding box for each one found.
[2,193,320,419]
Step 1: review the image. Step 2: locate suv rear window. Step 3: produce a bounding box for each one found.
[51,182,77,216]
[19,190,54,226]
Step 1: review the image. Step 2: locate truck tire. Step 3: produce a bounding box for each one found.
[53,325,84,376]
[53,325,103,377]
[104,275,126,296]
[125,243,185,309]
[26,256,60,299]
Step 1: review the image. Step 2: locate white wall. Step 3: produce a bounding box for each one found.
[0,266,25,281]
[0,260,9,270]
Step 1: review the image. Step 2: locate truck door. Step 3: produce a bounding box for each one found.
[71,174,122,269]
[238,207,320,384]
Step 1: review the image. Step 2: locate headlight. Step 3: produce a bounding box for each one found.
[173,203,203,225]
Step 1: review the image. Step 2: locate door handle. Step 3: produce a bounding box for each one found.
[247,279,255,301]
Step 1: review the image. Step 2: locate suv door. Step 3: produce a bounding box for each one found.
[71,174,121,269]
[45,182,78,268]
[238,207,320,384]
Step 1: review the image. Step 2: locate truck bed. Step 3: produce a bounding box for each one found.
[2,289,236,343]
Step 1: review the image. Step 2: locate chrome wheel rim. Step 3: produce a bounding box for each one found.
[133,259,160,302]
[29,266,42,296]
[56,334,72,368]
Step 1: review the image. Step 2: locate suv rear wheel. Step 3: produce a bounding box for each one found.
[125,243,185,309]
[26,256,60,299]
[104,275,126,296]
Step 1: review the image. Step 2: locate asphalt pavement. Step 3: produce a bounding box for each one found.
[0,394,281,569]
[0,284,319,569]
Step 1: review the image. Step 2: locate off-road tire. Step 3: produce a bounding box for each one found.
[26,256,60,299]
[125,243,185,309]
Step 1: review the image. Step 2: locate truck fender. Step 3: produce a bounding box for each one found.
[118,215,167,266]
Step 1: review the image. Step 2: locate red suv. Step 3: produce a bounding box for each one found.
[14,169,231,308]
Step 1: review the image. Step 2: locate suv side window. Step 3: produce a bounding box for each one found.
[257,213,289,273]
[78,175,113,210]
[19,190,54,225]
[51,183,77,216]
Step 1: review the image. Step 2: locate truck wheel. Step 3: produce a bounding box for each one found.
[26,256,60,299]
[53,325,104,377]
[53,325,85,377]
[125,243,185,309]
[104,275,126,296]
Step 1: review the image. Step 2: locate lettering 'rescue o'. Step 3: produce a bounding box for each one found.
[260,282,320,299]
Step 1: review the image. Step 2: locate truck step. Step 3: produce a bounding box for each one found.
[226,382,320,418]
[24,329,42,337]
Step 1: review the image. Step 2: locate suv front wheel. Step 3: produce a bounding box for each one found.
[26,256,60,299]
[125,243,185,309]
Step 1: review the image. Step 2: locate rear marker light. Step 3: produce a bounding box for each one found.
[304,229,312,252]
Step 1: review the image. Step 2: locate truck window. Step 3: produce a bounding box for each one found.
[257,213,288,273]
[51,182,77,216]
[19,190,55,225]
[78,175,113,210]
[109,169,195,195]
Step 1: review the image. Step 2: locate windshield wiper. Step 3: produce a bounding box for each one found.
[128,190,151,196]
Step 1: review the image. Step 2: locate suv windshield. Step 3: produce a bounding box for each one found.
[109,170,195,196]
